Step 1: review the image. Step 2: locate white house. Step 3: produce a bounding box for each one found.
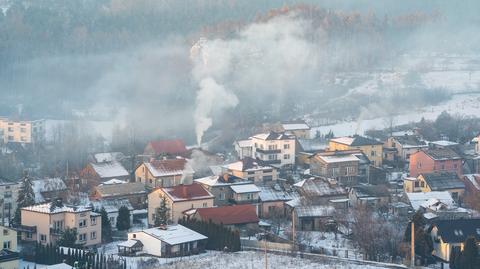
[233,139,252,160]
[121,225,207,257]
[251,132,296,168]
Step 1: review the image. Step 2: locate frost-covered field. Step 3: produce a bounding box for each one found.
[150,251,392,269]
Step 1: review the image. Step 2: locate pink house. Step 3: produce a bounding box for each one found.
[409,148,462,177]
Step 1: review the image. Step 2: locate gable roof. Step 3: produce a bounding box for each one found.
[351,184,390,198]
[162,183,214,202]
[282,120,310,131]
[433,218,480,243]
[195,204,259,225]
[230,184,260,194]
[421,172,465,191]
[294,205,335,218]
[316,154,359,164]
[146,139,187,155]
[405,191,455,211]
[422,148,461,161]
[144,159,192,178]
[91,199,133,213]
[194,174,246,187]
[32,178,67,203]
[392,135,427,148]
[90,161,129,179]
[94,182,146,198]
[141,224,207,245]
[252,131,295,141]
[330,135,382,146]
[258,186,299,202]
[294,177,347,197]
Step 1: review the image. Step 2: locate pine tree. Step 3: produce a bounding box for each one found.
[460,237,478,269]
[57,228,78,248]
[116,206,131,231]
[154,197,169,226]
[13,175,35,225]
[100,207,113,243]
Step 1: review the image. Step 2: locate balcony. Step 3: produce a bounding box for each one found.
[49,228,64,235]
[256,148,281,154]
[263,160,281,165]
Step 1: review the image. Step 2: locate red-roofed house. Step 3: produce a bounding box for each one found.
[148,183,214,225]
[144,139,188,158]
[135,159,194,188]
[191,204,259,230]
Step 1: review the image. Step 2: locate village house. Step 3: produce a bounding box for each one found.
[0,117,32,144]
[144,139,188,158]
[135,159,194,189]
[384,135,428,164]
[328,135,383,167]
[20,202,101,247]
[194,174,251,206]
[0,225,19,269]
[462,174,480,198]
[293,177,348,206]
[0,178,19,222]
[90,181,147,209]
[190,204,259,232]
[233,139,253,160]
[416,172,465,201]
[409,148,462,177]
[429,218,480,262]
[223,157,278,184]
[348,185,390,208]
[147,183,214,225]
[120,224,207,257]
[258,184,299,218]
[405,190,470,221]
[280,120,311,139]
[251,132,296,168]
[230,184,261,205]
[80,161,130,188]
[309,151,359,186]
[32,178,68,203]
[91,199,134,230]
[293,205,335,231]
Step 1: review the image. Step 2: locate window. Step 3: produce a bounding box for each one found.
[109,217,115,225]
[219,193,226,200]
[79,219,87,228]
[247,171,255,175]
[133,234,136,238]
[202,202,208,207]
[283,154,290,160]
[21,136,27,142]
[332,167,339,177]
[3,241,10,249]
[7,136,13,141]
[40,234,47,242]
[91,217,97,225]
[79,233,87,241]
[7,127,13,132]
[20,128,26,133]
[263,176,273,182]
[26,232,32,239]
[414,181,420,188]
[370,151,375,157]
[90,232,97,240]
[268,145,277,150]
[4,191,11,198]
[246,193,253,200]
[417,162,422,169]
[346,166,355,176]
[284,144,290,149]
[421,181,425,187]
[454,164,458,169]
[2,229,8,236]
[441,164,445,170]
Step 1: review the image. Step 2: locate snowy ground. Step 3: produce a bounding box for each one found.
[297,232,361,259]
[312,92,480,137]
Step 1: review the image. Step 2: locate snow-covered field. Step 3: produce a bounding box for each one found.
[313,93,480,137]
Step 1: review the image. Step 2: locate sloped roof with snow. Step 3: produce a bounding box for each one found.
[94,182,146,198]
[230,184,260,194]
[93,152,124,163]
[295,205,335,218]
[251,131,295,141]
[90,161,129,179]
[195,204,259,225]
[141,224,207,245]
[91,199,133,213]
[282,122,310,131]
[258,186,299,202]
[421,172,465,191]
[32,178,67,203]
[235,139,252,148]
[224,157,274,172]
[162,183,214,202]
[294,177,347,197]
[406,191,455,211]
[144,159,193,178]
[317,154,359,164]
[194,174,246,187]
[330,135,382,146]
[22,202,91,214]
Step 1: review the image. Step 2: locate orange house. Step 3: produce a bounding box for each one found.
[409,148,462,177]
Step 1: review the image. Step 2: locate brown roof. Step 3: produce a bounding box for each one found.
[150,159,187,171]
[94,182,147,198]
[195,204,259,225]
[423,148,461,160]
[163,183,213,202]
[147,139,187,155]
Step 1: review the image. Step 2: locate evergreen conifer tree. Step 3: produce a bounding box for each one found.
[154,197,169,226]
[100,207,113,242]
[116,206,131,231]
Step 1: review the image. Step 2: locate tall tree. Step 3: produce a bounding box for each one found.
[13,175,35,225]
[116,206,131,231]
[154,197,170,226]
[460,237,478,269]
[100,207,113,242]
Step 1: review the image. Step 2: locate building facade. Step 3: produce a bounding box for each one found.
[0,118,32,144]
[329,135,383,167]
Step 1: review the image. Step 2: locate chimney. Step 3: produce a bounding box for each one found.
[223,174,229,182]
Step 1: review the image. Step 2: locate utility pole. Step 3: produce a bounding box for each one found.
[264,234,268,269]
[292,210,295,250]
[411,221,415,268]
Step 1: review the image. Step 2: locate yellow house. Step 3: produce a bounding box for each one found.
[0,118,32,144]
[430,219,480,262]
[148,183,214,226]
[329,135,383,167]
[0,226,19,269]
[417,172,465,201]
[0,226,17,251]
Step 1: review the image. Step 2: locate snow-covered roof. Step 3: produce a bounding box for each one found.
[140,224,207,245]
[91,199,133,213]
[22,202,91,214]
[94,182,146,198]
[258,186,299,202]
[39,263,73,269]
[100,178,127,185]
[224,157,274,172]
[235,139,252,148]
[406,191,455,211]
[93,152,124,163]
[90,161,129,179]
[162,183,214,202]
[430,140,459,147]
[251,131,295,141]
[144,159,193,178]
[32,178,67,203]
[230,184,260,194]
[282,123,310,131]
[295,206,335,218]
[117,239,143,248]
[317,154,359,164]
[423,212,438,220]
[194,175,246,187]
[464,174,480,191]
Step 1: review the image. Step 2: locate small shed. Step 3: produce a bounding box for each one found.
[117,239,144,256]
